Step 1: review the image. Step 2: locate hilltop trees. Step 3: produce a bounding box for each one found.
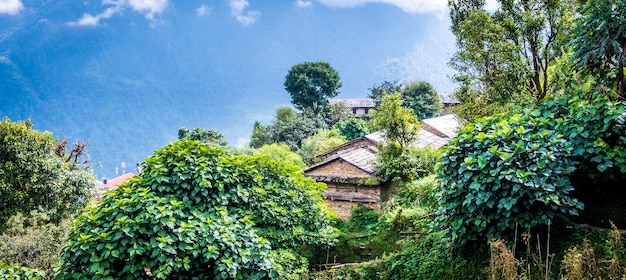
[0,118,95,228]
[284,62,342,115]
[56,140,336,279]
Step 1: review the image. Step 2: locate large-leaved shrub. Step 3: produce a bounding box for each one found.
[435,93,626,246]
[56,140,336,279]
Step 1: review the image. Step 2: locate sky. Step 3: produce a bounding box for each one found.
[0,0,485,177]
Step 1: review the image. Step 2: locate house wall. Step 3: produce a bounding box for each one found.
[306,160,371,179]
[326,200,380,220]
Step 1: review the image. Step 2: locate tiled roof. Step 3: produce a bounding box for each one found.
[329,98,375,108]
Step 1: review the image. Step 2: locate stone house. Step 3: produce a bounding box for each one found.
[304,114,463,219]
[329,98,376,116]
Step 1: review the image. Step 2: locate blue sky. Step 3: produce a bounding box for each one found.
[0,0,483,176]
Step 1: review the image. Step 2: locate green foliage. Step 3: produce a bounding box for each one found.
[368,80,402,107]
[256,143,307,170]
[270,106,325,151]
[377,231,483,280]
[0,264,46,280]
[435,93,626,246]
[249,121,272,149]
[448,0,577,120]
[332,117,371,141]
[284,62,342,115]
[56,140,336,279]
[569,0,626,98]
[371,93,421,149]
[298,129,346,164]
[0,118,95,229]
[178,127,228,147]
[401,81,442,119]
[0,212,70,271]
[376,145,441,183]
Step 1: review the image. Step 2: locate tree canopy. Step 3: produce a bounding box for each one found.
[56,140,336,279]
[178,127,228,147]
[0,119,95,228]
[448,0,578,120]
[284,62,342,115]
[401,81,442,120]
[569,0,626,99]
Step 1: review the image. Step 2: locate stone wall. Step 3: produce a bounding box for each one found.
[326,200,380,220]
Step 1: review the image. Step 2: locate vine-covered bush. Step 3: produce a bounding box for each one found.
[56,140,336,279]
[435,94,626,246]
[0,264,46,280]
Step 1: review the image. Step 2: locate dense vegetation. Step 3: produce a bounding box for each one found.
[2,0,626,279]
[56,140,336,279]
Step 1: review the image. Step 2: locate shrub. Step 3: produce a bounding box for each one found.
[55,140,336,279]
[435,93,626,246]
[0,264,46,280]
[0,212,70,270]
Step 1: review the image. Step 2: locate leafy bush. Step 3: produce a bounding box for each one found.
[377,231,483,280]
[435,93,626,246]
[376,145,441,182]
[333,117,371,140]
[0,212,70,270]
[0,264,46,280]
[56,140,336,279]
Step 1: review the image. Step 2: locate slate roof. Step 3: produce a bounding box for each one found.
[421,114,463,138]
[329,98,376,108]
[438,92,460,105]
[304,147,377,175]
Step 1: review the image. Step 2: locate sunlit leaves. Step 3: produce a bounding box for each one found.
[56,140,336,279]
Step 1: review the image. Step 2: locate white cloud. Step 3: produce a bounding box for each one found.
[0,0,23,15]
[315,0,447,14]
[67,0,168,26]
[196,4,211,17]
[68,6,120,26]
[0,55,11,64]
[229,0,260,26]
[294,0,313,8]
[128,0,167,20]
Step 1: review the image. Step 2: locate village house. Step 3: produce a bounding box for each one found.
[95,172,135,200]
[304,114,463,219]
[329,98,376,116]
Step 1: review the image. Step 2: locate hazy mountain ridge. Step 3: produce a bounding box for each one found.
[1,0,456,178]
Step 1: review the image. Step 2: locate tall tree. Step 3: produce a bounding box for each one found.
[249,121,271,149]
[0,119,95,228]
[371,93,421,150]
[448,0,577,119]
[401,81,442,119]
[284,62,342,115]
[569,0,626,99]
